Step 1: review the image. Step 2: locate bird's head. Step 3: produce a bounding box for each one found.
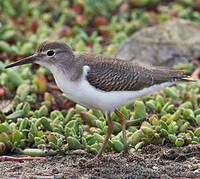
[5,41,74,69]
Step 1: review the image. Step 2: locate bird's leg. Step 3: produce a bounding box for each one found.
[114,109,129,154]
[96,113,113,158]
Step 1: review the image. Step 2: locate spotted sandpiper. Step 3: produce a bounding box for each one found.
[5,41,192,157]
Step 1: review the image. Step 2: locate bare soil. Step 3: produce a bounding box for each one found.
[1,144,200,179]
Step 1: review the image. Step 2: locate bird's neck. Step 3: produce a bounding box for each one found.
[49,61,83,82]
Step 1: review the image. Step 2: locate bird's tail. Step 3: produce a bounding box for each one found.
[175,71,196,83]
[152,68,196,84]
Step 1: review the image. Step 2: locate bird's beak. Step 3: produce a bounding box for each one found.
[5,54,39,69]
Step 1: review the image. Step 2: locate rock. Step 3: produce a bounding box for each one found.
[114,18,200,67]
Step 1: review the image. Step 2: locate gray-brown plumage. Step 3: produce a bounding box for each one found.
[37,41,73,53]
[35,41,190,92]
[74,52,189,92]
[32,41,190,92]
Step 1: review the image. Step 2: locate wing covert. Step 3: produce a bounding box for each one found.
[86,64,153,92]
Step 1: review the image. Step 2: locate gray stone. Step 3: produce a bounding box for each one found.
[115,18,200,67]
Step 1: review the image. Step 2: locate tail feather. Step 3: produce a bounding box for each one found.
[175,71,196,83]
[178,78,196,82]
[152,68,196,84]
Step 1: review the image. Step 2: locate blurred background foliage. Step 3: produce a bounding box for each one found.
[0,0,200,59]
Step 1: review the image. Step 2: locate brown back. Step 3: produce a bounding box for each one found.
[75,52,187,92]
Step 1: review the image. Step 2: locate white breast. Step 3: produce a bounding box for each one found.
[52,65,174,113]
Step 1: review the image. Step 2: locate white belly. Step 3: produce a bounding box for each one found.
[53,66,174,113]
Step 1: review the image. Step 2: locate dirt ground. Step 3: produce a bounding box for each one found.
[1,144,200,179]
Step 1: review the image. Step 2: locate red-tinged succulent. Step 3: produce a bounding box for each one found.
[159,92,165,97]
[99,29,110,38]
[52,103,58,110]
[9,54,20,62]
[0,142,5,155]
[35,75,47,95]
[193,0,200,11]
[184,92,190,99]
[29,20,39,32]
[50,26,73,38]
[44,92,52,102]
[63,99,75,109]
[59,26,73,37]
[170,10,179,17]
[0,88,6,96]
[71,3,83,14]
[76,15,86,25]
[93,16,108,28]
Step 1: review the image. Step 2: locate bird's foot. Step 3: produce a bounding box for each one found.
[122,149,130,157]
[123,148,129,155]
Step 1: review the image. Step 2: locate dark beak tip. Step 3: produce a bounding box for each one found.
[4,63,18,69]
[4,55,37,69]
[5,65,11,69]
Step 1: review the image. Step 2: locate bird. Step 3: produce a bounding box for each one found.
[5,41,192,158]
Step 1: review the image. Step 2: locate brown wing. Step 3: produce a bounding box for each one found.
[86,63,154,92]
[77,52,187,92]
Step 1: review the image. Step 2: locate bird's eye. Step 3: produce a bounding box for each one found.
[47,50,55,56]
